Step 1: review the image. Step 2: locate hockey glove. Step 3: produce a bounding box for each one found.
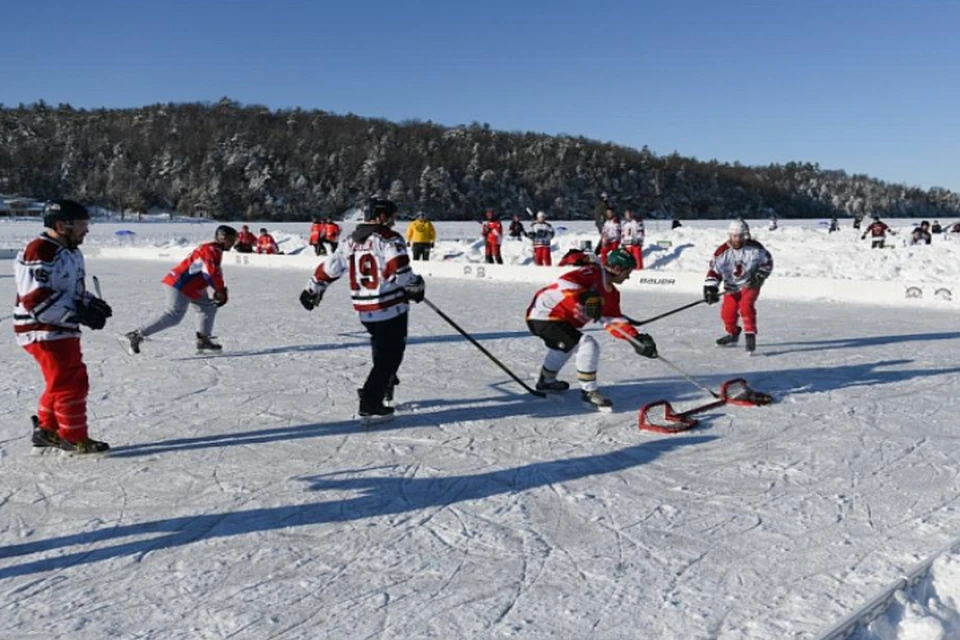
[703,285,720,305]
[213,287,229,307]
[299,289,323,311]
[580,291,603,321]
[633,333,658,359]
[75,298,111,330]
[746,274,767,290]
[405,275,426,303]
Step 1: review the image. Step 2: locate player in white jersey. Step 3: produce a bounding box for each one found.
[13,200,112,453]
[299,198,424,419]
[527,211,555,266]
[599,208,622,264]
[620,210,645,270]
[703,220,773,354]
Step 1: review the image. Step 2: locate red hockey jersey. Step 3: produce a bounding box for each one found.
[161,242,226,300]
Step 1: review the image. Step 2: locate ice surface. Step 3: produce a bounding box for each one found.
[3,257,960,639]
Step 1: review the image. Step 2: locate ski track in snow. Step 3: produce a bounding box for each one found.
[2,258,960,639]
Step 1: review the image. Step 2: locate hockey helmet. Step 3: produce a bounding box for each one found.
[727,220,748,237]
[215,225,238,242]
[43,199,90,229]
[364,197,398,221]
[604,248,636,272]
[536,211,546,221]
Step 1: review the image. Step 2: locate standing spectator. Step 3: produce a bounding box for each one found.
[405,212,436,261]
[527,211,555,266]
[599,208,622,264]
[256,228,280,254]
[861,214,895,249]
[235,224,256,253]
[671,218,683,229]
[931,220,943,234]
[768,215,778,231]
[299,198,424,420]
[593,192,611,237]
[828,217,840,233]
[853,213,864,230]
[910,221,932,245]
[703,220,774,354]
[481,210,504,264]
[620,210,645,270]
[14,200,113,453]
[508,214,526,241]
[123,226,238,355]
[324,218,341,254]
[309,217,326,256]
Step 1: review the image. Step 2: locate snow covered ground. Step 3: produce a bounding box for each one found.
[3,257,960,639]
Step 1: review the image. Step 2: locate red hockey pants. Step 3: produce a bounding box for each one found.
[721,287,761,335]
[485,242,503,264]
[24,338,89,442]
[534,246,552,266]
[626,245,643,270]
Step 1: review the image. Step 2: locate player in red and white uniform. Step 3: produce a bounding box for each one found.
[703,220,774,354]
[599,208,622,264]
[324,219,341,254]
[14,200,113,453]
[481,210,504,264]
[620,210,645,270]
[235,225,256,253]
[861,214,895,249]
[123,226,237,354]
[309,218,326,256]
[527,211,555,266]
[526,248,657,410]
[256,228,280,254]
[300,198,424,419]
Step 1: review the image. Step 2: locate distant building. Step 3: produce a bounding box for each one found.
[0,196,44,217]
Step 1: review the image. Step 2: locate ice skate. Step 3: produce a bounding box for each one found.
[744,333,756,355]
[196,333,223,353]
[384,376,400,407]
[58,436,110,455]
[581,389,613,413]
[121,329,144,355]
[358,391,396,425]
[30,415,61,449]
[716,328,742,347]
[536,374,570,393]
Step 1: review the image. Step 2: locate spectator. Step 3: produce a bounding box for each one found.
[235,224,256,253]
[508,214,526,241]
[931,220,943,234]
[256,228,280,254]
[324,219,341,254]
[481,210,504,264]
[861,214,895,249]
[405,212,436,261]
[309,217,326,256]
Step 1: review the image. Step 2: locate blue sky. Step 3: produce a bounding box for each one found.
[2,0,958,190]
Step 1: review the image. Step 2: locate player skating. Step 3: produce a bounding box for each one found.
[14,200,113,453]
[526,248,657,411]
[703,220,773,354]
[299,197,425,421]
[123,225,237,355]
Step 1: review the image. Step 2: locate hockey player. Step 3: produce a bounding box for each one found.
[527,211,555,266]
[481,210,504,264]
[508,215,526,241]
[324,219,341,253]
[932,220,943,234]
[405,212,436,261]
[123,225,237,354]
[236,225,256,253]
[256,228,280,254]
[861,214,895,249]
[599,208,622,264]
[703,220,773,354]
[526,248,657,411]
[309,217,326,256]
[828,217,840,233]
[15,200,112,453]
[620,210,645,270]
[299,197,425,420]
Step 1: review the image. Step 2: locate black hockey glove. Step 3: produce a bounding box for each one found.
[405,275,425,303]
[746,274,767,290]
[75,298,112,330]
[213,287,229,307]
[299,289,323,311]
[633,333,658,358]
[703,285,720,305]
[580,291,603,321]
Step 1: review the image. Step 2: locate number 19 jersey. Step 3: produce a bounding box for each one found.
[307,224,418,323]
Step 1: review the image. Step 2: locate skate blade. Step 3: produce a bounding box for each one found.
[30,445,57,456]
[359,414,395,426]
[581,401,613,413]
[57,447,111,458]
[116,335,139,356]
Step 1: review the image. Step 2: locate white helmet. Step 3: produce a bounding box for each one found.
[728,220,748,237]
[536,211,546,221]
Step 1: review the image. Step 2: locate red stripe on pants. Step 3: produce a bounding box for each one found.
[721,287,761,335]
[24,338,89,442]
[627,245,643,270]
[534,246,552,266]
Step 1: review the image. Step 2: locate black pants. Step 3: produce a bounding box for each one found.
[361,313,408,405]
[235,244,253,254]
[527,320,582,353]
[871,239,885,249]
[412,243,431,261]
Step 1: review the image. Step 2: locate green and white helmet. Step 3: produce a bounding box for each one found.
[604,248,636,272]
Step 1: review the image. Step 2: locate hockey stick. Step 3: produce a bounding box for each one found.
[625,299,704,327]
[422,297,547,398]
[606,323,720,399]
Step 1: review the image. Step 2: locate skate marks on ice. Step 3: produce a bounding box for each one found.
[757,330,960,358]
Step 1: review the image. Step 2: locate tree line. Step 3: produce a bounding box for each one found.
[1,98,957,221]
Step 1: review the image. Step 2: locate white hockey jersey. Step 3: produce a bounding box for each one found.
[704,239,773,291]
[621,219,645,246]
[13,233,90,346]
[306,224,419,323]
[527,222,555,247]
[601,219,622,244]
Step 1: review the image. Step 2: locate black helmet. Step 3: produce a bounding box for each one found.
[43,199,90,229]
[215,225,238,243]
[364,197,398,221]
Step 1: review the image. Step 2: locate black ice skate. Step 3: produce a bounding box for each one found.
[716,328,742,347]
[30,415,61,448]
[358,390,396,424]
[536,375,570,393]
[581,389,613,413]
[196,333,223,352]
[58,436,110,455]
[744,333,756,355]
[384,376,400,407]
[122,329,144,355]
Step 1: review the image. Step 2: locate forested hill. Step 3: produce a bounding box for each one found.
[1,99,957,221]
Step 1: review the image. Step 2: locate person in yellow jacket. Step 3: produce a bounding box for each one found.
[405,212,436,261]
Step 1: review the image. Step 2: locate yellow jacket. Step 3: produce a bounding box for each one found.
[405,219,436,244]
